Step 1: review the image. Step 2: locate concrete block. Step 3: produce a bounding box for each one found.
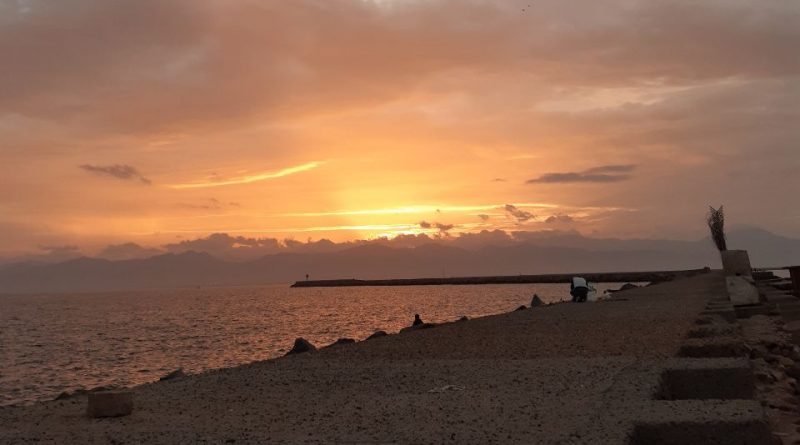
[721,250,753,277]
[699,309,737,323]
[87,391,133,418]
[726,276,759,306]
[734,304,774,319]
[688,325,741,339]
[678,340,746,358]
[630,419,772,445]
[658,359,754,400]
[764,294,799,304]
[780,308,800,323]
[705,302,733,311]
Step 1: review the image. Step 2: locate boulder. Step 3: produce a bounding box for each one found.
[531,295,544,307]
[159,368,185,381]
[457,316,469,322]
[366,331,388,340]
[619,283,639,291]
[515,305,527,311]
[87,391,133,418]
[285,337,316,355]
[328,338,356,347]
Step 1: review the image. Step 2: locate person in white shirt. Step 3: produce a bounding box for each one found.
[570,276,589,302]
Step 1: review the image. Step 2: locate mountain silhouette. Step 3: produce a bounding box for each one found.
[0,228,797,293]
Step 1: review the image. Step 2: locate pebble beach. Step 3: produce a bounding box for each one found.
[5,270,799,443]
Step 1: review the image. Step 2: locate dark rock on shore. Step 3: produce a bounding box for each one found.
[515,305,527,311]
[55,391,75,401]
[159,368,186,381]
[366,331,388,340]
[286,338,317,355]
[531,295,544,307]
[54,385,116,401]
[458,316,469,322]
[327,338,356,347]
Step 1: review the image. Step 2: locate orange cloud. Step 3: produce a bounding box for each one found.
[169,161,324,189]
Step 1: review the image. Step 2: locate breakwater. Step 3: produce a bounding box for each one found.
[291,267,711,288]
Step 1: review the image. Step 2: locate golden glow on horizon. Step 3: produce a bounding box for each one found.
[169,161,325,189]
[128,223,423,236]
[282,203,559,217]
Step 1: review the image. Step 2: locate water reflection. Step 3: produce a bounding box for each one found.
[0,282,626,405]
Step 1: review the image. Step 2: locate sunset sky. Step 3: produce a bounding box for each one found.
[1,0,798,259]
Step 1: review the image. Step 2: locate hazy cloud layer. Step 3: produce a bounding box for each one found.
[39,245,79,255]
[79,164,151,184]
[175,198,241,211]
[3,0,797,135]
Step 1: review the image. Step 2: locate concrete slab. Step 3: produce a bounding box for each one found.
[726,275,760,306]
[721,250,754,277]
[699,308,737,323]
[735,304,775,319]
[658,358,754,400]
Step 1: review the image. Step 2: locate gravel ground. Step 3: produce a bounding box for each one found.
[1,272,748,444]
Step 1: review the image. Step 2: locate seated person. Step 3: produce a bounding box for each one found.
[570,277,589,302]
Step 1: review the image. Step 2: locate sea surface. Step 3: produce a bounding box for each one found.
[0,282,630,406]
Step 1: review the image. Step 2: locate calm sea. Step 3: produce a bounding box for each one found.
[0,282,628,406]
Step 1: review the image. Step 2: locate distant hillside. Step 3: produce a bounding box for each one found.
[0,228,797,294]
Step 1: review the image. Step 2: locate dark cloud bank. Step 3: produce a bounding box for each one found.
[528,165,637,184]
[2,0,798,135]
[79,164,151,184]
[504,204,535,223]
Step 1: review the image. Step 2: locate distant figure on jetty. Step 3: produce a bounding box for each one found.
[413,314,424,326]
[570,277,589,303]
